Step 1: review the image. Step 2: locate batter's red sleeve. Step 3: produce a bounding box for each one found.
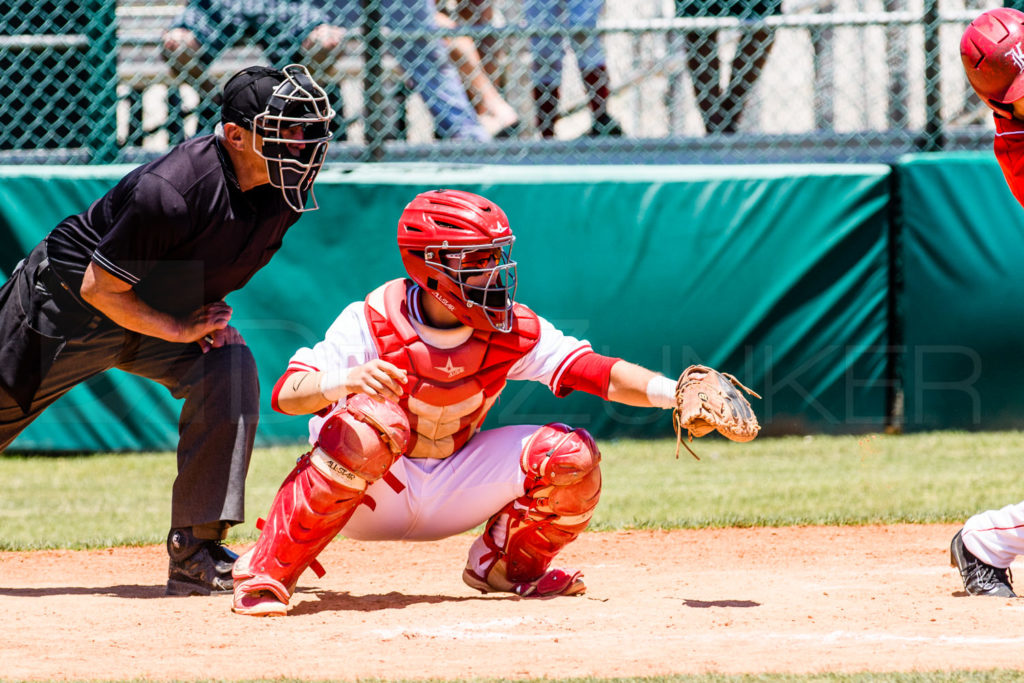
[994,115,1024,208]
[553,351,622,399]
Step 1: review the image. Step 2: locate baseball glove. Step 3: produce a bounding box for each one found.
[672,365,761,459]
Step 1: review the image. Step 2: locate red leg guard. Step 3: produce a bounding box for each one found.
[233,452,366,607]
[233,397,410,616]
[464,423,601,596]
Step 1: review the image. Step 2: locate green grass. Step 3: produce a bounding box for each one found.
[3,431,1024,551]
[594,431,1024,530]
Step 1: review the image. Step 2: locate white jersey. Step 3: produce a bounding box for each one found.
[288,298,592,446]
[283,295,595,541]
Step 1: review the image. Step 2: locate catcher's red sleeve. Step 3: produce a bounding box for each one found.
[553,351,622,399]
[994,115,1024,208]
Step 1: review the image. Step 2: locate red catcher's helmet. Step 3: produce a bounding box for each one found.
[962,7,1024,119]
[397,189,517,332]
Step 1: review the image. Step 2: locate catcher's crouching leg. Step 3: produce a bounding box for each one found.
[463,423,601,597]
[232,395,410,616]
[231,453,362,616]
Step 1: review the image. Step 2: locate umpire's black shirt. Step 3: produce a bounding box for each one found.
[45,135,302,318]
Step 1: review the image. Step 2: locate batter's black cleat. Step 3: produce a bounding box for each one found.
[165,527,238,596]
[950,529,1016,598]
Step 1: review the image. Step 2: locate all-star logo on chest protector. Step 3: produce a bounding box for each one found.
[436,357,464,378]
[364,279,540,459]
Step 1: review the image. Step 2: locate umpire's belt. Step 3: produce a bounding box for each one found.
[36,256,111,332]
[36,262,90,315]
[0,249,103,414]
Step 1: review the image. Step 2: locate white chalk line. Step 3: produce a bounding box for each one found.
[373,620,1024,646]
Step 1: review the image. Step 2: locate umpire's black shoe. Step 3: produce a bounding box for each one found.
[166,527,237,596]
[950,529,1016,597]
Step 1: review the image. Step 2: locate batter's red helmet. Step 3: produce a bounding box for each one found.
[961,7,1024,118]
[397,189,517,333]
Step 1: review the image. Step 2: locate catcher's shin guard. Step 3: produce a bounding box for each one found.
[232,396,410,616]
[463,423,601,597]
[232,452,364,615]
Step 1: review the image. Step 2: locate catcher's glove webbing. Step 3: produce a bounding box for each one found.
[672,364,761,459]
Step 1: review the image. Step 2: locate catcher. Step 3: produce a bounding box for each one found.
[231,188,759,616]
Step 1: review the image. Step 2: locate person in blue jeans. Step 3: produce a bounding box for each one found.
[524,0,623,138]
[165,0,490,142]
[163,0,344,135]
[328,0,489,141]
[673,0,780,135]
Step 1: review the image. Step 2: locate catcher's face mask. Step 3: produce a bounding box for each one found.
[425,237,517,333]
[251,64,335,212]
[397,189,518,333]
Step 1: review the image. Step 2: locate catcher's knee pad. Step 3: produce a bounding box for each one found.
[316,394,410,482]
[466,423,601,591]
[520,422,602,520]
[234,395,411,604]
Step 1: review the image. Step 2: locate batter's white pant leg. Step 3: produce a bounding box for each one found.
[962,500,1024,568]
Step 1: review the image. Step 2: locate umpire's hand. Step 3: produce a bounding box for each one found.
[178,300,232,347]
[80,263,234,344]
[198,325,246,354]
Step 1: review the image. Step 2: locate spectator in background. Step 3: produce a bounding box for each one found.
[525,0,623,138]
[444,0,502,86]
[163,0,346,136]
[436,10,520,137]
[674,0,780,135]
[328,0,491,141]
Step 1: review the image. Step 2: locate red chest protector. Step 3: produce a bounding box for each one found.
[364,279,540,459]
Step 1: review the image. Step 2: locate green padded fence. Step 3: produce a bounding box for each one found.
[897,152,1024,432]
[0,163,892,451]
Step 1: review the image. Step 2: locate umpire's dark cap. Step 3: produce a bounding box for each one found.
[220,66,285,129]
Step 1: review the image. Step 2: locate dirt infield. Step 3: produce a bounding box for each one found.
[3,523,1024,680]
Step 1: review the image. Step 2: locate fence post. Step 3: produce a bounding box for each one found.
[362,0,386,161]
[884,0,908,131]
[811,3,835,131]
[85,0,118,163]
[922,0,943,151]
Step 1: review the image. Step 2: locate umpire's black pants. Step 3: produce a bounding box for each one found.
[0,242,259,537]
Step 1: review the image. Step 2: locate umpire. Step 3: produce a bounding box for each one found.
[0,64,335,596]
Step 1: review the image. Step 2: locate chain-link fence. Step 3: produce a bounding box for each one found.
[0,0,1007,164]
